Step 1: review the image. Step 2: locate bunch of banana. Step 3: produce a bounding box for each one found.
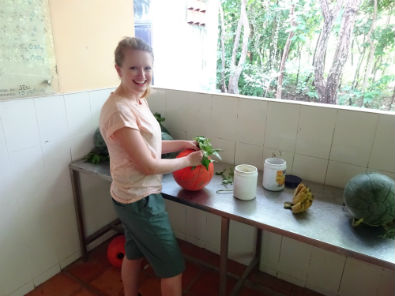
[284,183,313,214]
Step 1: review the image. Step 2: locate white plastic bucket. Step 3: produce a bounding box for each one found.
[233,164,258,200]
[262,158,286,191]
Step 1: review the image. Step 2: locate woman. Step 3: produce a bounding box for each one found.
[99,37,203,296]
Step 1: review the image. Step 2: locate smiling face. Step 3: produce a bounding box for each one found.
[115,49,153,98]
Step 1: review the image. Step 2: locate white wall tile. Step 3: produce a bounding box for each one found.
[165,199,187,240]
[182,92,213,139]
[185,207,207,248]
[211,94,238,140]
[330,110,378,167]
[277,237,311,286]
[293,154,328,183]
[296,105,336,159]
[339,257,382,296]
[1,99,40,151]
[236,97,267,146]
[80,174,117,236]
[149,87,167,117]
[32,264,60,287]
[325,160,367,188]
[8,282,35,296]
[0,107,9,176]
[0,189,33,296]
[368,114,395,173]
[229,221,256,265]
[306,247,346,296]
[41,141,80,263]
[64,92,95,137]
[10,149,59,281]
[164,90,190,138]
[34,95,68,143]
[264,102,299,152]
[162,90,188,134]
[70,132,95,161]
[89,88,112,128]
[259,231,282,277]
[235,141,264,170]
[204,212,221,254]
[210,137,236,165]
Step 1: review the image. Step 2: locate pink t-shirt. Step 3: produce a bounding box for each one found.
[99,93,162,203]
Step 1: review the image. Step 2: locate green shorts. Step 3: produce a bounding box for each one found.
[112,193,185,278]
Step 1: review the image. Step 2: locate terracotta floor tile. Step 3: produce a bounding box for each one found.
[25,273,81,296]
[138,276,161,296]
[239,286,273,296]
[71,287,97,296]
[182,261,204,289]
[65,259,109,283]
[25,238,325,296]
[249,272,294,295]
[89,267,123,296]
[188,269,237,296]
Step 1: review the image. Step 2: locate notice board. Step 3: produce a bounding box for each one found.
[0,0,57,100]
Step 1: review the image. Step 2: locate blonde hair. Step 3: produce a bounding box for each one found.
[114,37,154,98]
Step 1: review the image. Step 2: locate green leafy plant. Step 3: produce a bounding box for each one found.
[194,136,222,170]
[215,167,234,185]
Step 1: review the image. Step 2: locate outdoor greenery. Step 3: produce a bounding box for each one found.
[217,0,395,111]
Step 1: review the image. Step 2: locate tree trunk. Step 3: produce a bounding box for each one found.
[389,84,395,111]
[313,0,342,101]
[361,0,377,91]
[218,1,227,92]
[228,0,250,94]
[276,3,296,99]
[352,36,367,89]
[270,1,279,70]
[324,0,362,104]
[296,44,301,87]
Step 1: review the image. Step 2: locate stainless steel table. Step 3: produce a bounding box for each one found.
[69,160,395,296]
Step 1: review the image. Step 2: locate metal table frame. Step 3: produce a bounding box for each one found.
[69,160,395,296]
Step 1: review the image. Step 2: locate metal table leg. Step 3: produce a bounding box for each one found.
[229,228,263,296]
[69,168,88,260]
[219,217,230,296]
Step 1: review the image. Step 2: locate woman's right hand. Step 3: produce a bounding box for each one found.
[187,150,204,167]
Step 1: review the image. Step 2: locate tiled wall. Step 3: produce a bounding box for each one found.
[0,87,393,295]
[0,88,115,296]
[149,87,395,296]
[149,88,395,187]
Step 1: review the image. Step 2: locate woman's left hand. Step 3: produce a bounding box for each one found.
[184,140,200,151]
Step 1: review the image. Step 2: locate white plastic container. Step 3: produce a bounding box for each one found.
[233,164,258,200]
[262,158,286,191]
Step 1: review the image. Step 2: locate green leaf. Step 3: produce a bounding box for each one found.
[201,157,211,170]
[194,136,222,169]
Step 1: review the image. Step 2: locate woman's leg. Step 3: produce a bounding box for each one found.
[161,273,183,296]
[122,257,143,296]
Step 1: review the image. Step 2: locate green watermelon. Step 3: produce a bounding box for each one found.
[85,122,176,163]
[94,128,108,154]
[344,172,394,238]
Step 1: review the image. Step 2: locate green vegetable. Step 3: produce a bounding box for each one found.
[215,167,234,185]
[85,113,175,164]
[194,136,222,170]
[344,172,395,239]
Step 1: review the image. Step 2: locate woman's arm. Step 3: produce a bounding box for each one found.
[162,140,198,154]
[113,127,203,175]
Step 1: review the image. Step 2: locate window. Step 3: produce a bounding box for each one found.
[135,0,395,111]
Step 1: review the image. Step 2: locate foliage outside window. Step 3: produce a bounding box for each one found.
[217,0,395,111]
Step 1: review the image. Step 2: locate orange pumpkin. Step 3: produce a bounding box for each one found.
[172,149,214,191]
[106,235,125,268]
